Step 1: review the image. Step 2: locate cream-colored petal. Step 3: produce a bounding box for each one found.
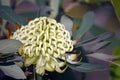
[45,62,54,72]
[11,17,74,76]
[24,56,38,67]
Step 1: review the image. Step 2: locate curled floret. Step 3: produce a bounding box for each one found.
[11,17,73,75]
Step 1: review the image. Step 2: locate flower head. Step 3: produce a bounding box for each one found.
[11,17,73,75]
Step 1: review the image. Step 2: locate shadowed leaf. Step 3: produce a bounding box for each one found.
[90,25,106,35]
[68,62,105,72]
[0,64,26,79]
[94,32,114,42]
[36,0,46,7]
[0,39,23,54]
[87,53,120,66]
[76,32,114,47]
[60,15,73,32]
[73,11,94,40]
[87,53,120,61]
[0,6,27,25]
[0,53,23,64]
[87,41,111,53]
[7,56,23,63]
[0,53,14,58]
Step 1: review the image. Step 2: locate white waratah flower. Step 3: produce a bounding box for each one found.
[11,17,74,75]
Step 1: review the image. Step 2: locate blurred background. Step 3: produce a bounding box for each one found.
[0,0,120,80]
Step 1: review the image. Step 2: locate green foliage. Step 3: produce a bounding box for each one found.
[108,37,120,49]
[110,46,120,80]
[87,53,120,63]
[0,0,119,80]
[88,41,111,53]
[73,11,95,40]
[90,25,107,36]
[113,46,120,56]
[90,26,120,49]
[0,64,26,79]
[0,6,27,25]
[111,0,120,22]
[68,62,105,72]
[36,0,46,7]
[60,15,73,32]
[76,32,114,47]
[0,39,23,54]
[0,52,23,65]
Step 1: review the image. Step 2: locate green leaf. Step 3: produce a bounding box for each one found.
[111,0,120,22]
[87,53,120,61]
[90,25,107,36]
[73,11,94,40]
[68,62,105,72]
[0,53,14,58]
[87,53,120,67]
[0,6,27,25]
[90,26,120,49]
[0,53,23,64]
[110,62,120,79]
[60,15,73,32]
[112,46,120,56]
[88,41,111,53]
[36,0,46,7]
[0,64,26,79]
[108,37,120,49]
[76,32,114,47]
[0,39,23,54]
[93,32,114,43]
